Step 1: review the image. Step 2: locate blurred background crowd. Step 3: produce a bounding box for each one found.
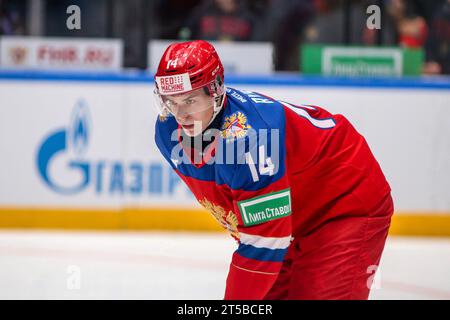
[0,0,449,73]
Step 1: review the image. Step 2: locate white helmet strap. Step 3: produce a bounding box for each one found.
[206,90,226,128]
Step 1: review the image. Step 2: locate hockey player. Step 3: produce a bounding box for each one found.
[153,40,394,300]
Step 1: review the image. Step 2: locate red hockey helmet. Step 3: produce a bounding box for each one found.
[153,40,225,118]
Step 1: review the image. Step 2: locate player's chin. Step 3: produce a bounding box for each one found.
[182,126,202,137]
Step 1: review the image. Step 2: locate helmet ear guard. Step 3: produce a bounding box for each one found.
[207,75,226,126]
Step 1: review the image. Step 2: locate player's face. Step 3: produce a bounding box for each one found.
[162,88,214,137]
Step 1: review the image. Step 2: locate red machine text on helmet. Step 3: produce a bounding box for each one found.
[154,40,225,97]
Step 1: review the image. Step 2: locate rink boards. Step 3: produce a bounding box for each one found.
[0,71,449,236]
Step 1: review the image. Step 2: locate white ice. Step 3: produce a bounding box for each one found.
[0,230,449,300]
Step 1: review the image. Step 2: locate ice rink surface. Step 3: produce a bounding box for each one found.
[0,230,449,300]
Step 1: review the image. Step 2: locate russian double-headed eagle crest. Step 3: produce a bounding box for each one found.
[199,198,240,240]
[221,111,251,141]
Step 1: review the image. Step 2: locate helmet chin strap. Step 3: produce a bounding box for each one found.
[205,90,226,128]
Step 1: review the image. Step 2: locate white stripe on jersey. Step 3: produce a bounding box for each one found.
[240,233,292,250]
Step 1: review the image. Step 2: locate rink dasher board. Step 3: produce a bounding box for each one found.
[0,71,449,235]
